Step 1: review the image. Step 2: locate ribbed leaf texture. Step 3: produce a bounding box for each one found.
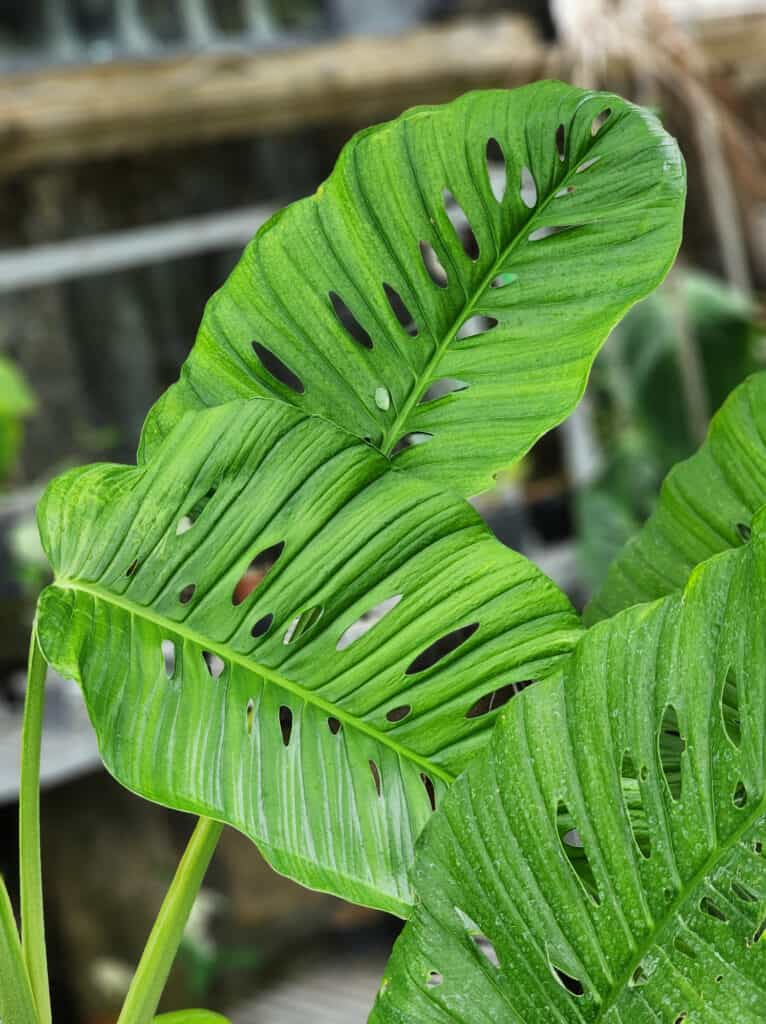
[36,400,580,915]
[587,372,766,624]
[372,507,766,1022]
[139,82,685,497]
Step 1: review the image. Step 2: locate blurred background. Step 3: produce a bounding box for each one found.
[0,0,765,1020]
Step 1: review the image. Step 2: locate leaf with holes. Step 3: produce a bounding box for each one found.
[139,82,685,497]
[586,371,766,624]
[35,399,581,916]
[371,506,766,1022]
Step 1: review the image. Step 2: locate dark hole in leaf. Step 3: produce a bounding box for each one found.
[674,1014,688,1024]
[419,241,448,288]
[490,272,518,289]
[732,880,758,903]
[420,378,469,405]
[426,971,443,988]
[658,703,685,801]
[529,225,579,242]
[284,604,323,645]
[576,156,601,174]
[591,107,612,135]
[391,432,433,457]
[383,283,418,336]
[734,781,748,808]
[279,705,293,746]
[369,759,382,797]
[555,123,566,161]
[126,559,138,577]
[386,704,411,723]
[232,541,285,605]
[737,521,752,542]
[721,666,741,748]
[329,291,374,349]
[715,974,723,983]
[466,680,534,719]
[245,698,255,735]
[551,963,584,996]
[406,622,480,675]
[328,716,341,735]
[336,594,402,651]
[456,316,498,340]
[754,918,766,943]
[161,640,175,679]
[700,896,728,922]
[520,165,537,208]
[557,800,600,904]
[252,341,304,393]
[621,751,651,858]
[202,651,225,679]
[421,772,437,811]
[754,840,764,856]
[442,189,480,260]
[663,888,675,902]
[673,936,698,961]
[250,613,273,639]
[486,137,506,202]
[179,584,196,604]
[177,486,217,535]
[629,964,649,987]
[472,934,499,967]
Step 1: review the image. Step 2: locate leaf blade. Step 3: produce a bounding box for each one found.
[0,876,38,1024]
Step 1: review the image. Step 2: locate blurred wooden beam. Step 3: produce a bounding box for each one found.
[0,16,543,178]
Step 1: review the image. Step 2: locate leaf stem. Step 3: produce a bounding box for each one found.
[117,817,224,1024]
[19,627,51,1024]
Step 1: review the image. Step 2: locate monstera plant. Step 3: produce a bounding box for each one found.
[5,79,740,1024]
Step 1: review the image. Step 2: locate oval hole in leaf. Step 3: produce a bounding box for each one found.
[591,107,612,135]
[328,716,341,735]
[737,521,752,542]
[658,703,685,801]
[732,880,758,903]
[250,613,273,639]
[419,241,448,288]
[576,156,601,174]
[179,584,196,604]
[374,386,390,411]
[700,896,728,922]
[420,772,437,811]
[336,594,402,651]
[721,666,741,747]
[245,698,255,735]
[490,272,518,289]
[252,341,304,393]
[455,908,499,967]
[406,621,480,675]
[126,559,138,577]
[426,971,443,988]
[519,165,537,208]
[734,780,747,808]
[202,651,225,680]
[753,919,766,943]
[161,640,176,679]
[621,751,651,858]
[176,486,217,535]
[529,225,579,242]
[629,963,649,988]
[419,378,469,405]
[673,936,698,961]
[556,186,575,198]
[279,705,293,746]
[466,679,534,719]
[391,432,433,457]
[329,291,374,349]
[556,800,600,904]
[555,123,566,161]
[674,1014,688,1024]
[369,759,382,797]
[456,316,498,340]
[232,541,285,606]
[283,604,323,645]
[550,962,584,997]
[442,189,480,260]
[383,282,418,337]
[485,137,506,202]
[386,704,411,723]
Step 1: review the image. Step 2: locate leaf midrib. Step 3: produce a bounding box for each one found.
[380,136,599,457]
[54,577,456,785]
[594,795,766,1020]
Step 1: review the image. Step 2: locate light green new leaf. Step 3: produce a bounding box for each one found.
[140,83,685,497]
[586,371,766,624]
[371,509,766,1022]
[36,400,580,916]
[0,876,38,1024]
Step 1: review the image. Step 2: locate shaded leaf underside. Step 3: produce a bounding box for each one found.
[372,509,766,1021]
[36,400,580,915]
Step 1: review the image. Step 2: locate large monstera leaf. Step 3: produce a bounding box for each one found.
[371,509,766,1022]
[140,82,685,497]
[35,400,581,916]
[587,371,766,624]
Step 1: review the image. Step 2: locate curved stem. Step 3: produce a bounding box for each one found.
[19,627,51,1024]
[117,817,224,1024]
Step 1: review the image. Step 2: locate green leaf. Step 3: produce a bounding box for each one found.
[153,1011,230,1023]
[372,508,766,1022]
[139,83,685,497]
[36,399,580,916]
[586,371,766,624]
[0,875,38,1024]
